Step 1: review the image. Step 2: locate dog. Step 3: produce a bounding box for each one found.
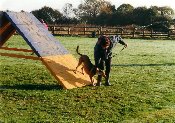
[74,46,106,85]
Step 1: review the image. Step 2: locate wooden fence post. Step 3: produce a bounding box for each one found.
[84,26,86,35]
[150,29,153,38]
[142,28,145,38]
[132,28,136,38]
[100,27,102,35]
[68,27,71,35]
[120,28,123,36]
[168,30,170,38]
[52,26,55,35]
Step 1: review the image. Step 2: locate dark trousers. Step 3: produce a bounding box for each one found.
[105,57,111,80]
[95,57,111,83]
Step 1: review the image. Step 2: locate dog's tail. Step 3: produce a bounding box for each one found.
[76,46,83,56]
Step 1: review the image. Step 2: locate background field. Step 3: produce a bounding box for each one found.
[1,35,175,122]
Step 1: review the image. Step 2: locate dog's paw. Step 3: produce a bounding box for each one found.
[89,83,96,87]
[73,70,77,74]
[92,83,96,86]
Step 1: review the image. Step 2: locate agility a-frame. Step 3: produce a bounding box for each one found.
[0,11,92,89]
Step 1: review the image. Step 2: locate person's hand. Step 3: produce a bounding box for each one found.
[124,43,128,48]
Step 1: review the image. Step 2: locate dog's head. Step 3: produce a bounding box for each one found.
[96,67,106,78]
[90,66,106,78]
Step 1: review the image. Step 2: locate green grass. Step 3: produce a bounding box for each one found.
[1,35,175,122]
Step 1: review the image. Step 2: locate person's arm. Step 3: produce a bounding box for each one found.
[118,37,128,48]
[109,35,127,48]
[119,40,127,47]
[106,35,128,59]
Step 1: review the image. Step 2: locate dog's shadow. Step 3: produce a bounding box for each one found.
[72,69,84,75]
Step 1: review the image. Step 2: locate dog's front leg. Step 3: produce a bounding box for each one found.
[89,74,95,86]
[74,60,82,74]
[90,77,95,86]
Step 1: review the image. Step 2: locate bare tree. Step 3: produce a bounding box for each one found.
[74,0,112,23]
[62,3,74,18]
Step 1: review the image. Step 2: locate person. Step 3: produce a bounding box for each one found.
[94,35,127,86]
[40,19,48,30]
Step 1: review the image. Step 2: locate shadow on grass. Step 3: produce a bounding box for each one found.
[112,63,175,67]
[0,84,63,91]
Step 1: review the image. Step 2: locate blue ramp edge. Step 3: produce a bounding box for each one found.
[4,12,69,57]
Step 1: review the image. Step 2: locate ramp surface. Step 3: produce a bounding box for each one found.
[3,12,93,89]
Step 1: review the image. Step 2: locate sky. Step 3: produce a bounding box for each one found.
[0,0,175,12]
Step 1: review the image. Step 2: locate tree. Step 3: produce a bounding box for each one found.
[114,4,134,25]
[147,6,159,23]
[146,6,174,32]
[133,7,149,26]
[62,3,74,18]
[61,3,80,24]
[116,4,134,14]
[147,6,174,23]
[74,0,112,23]
[94,4,115,26]
[32,6,62,24]
[159,6,174,17]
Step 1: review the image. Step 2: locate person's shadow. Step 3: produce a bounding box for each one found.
[0,84,62,91]
[112,63,175,67]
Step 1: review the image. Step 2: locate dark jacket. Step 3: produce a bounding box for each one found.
[94,35,126,61]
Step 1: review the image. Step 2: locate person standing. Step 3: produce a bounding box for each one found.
[94,35,127,86]
[40,19,48,30]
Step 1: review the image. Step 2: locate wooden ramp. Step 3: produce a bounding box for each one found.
[42,54,92,89]
[0,11,93,89]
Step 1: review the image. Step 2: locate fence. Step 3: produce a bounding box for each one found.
[48,25,175,39]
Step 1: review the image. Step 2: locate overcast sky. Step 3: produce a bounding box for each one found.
[1,0,175,12]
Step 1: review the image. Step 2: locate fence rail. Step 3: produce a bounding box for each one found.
[48,25,175,39]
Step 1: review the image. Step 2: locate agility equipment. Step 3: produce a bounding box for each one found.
[0,11,93,89]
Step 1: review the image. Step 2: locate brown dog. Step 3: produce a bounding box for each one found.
[74,46,106,85]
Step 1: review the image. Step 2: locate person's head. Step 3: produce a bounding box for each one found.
[40,19,46,24]
[98,35,110,48]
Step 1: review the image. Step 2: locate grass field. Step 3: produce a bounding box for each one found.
[1,35,175,122]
